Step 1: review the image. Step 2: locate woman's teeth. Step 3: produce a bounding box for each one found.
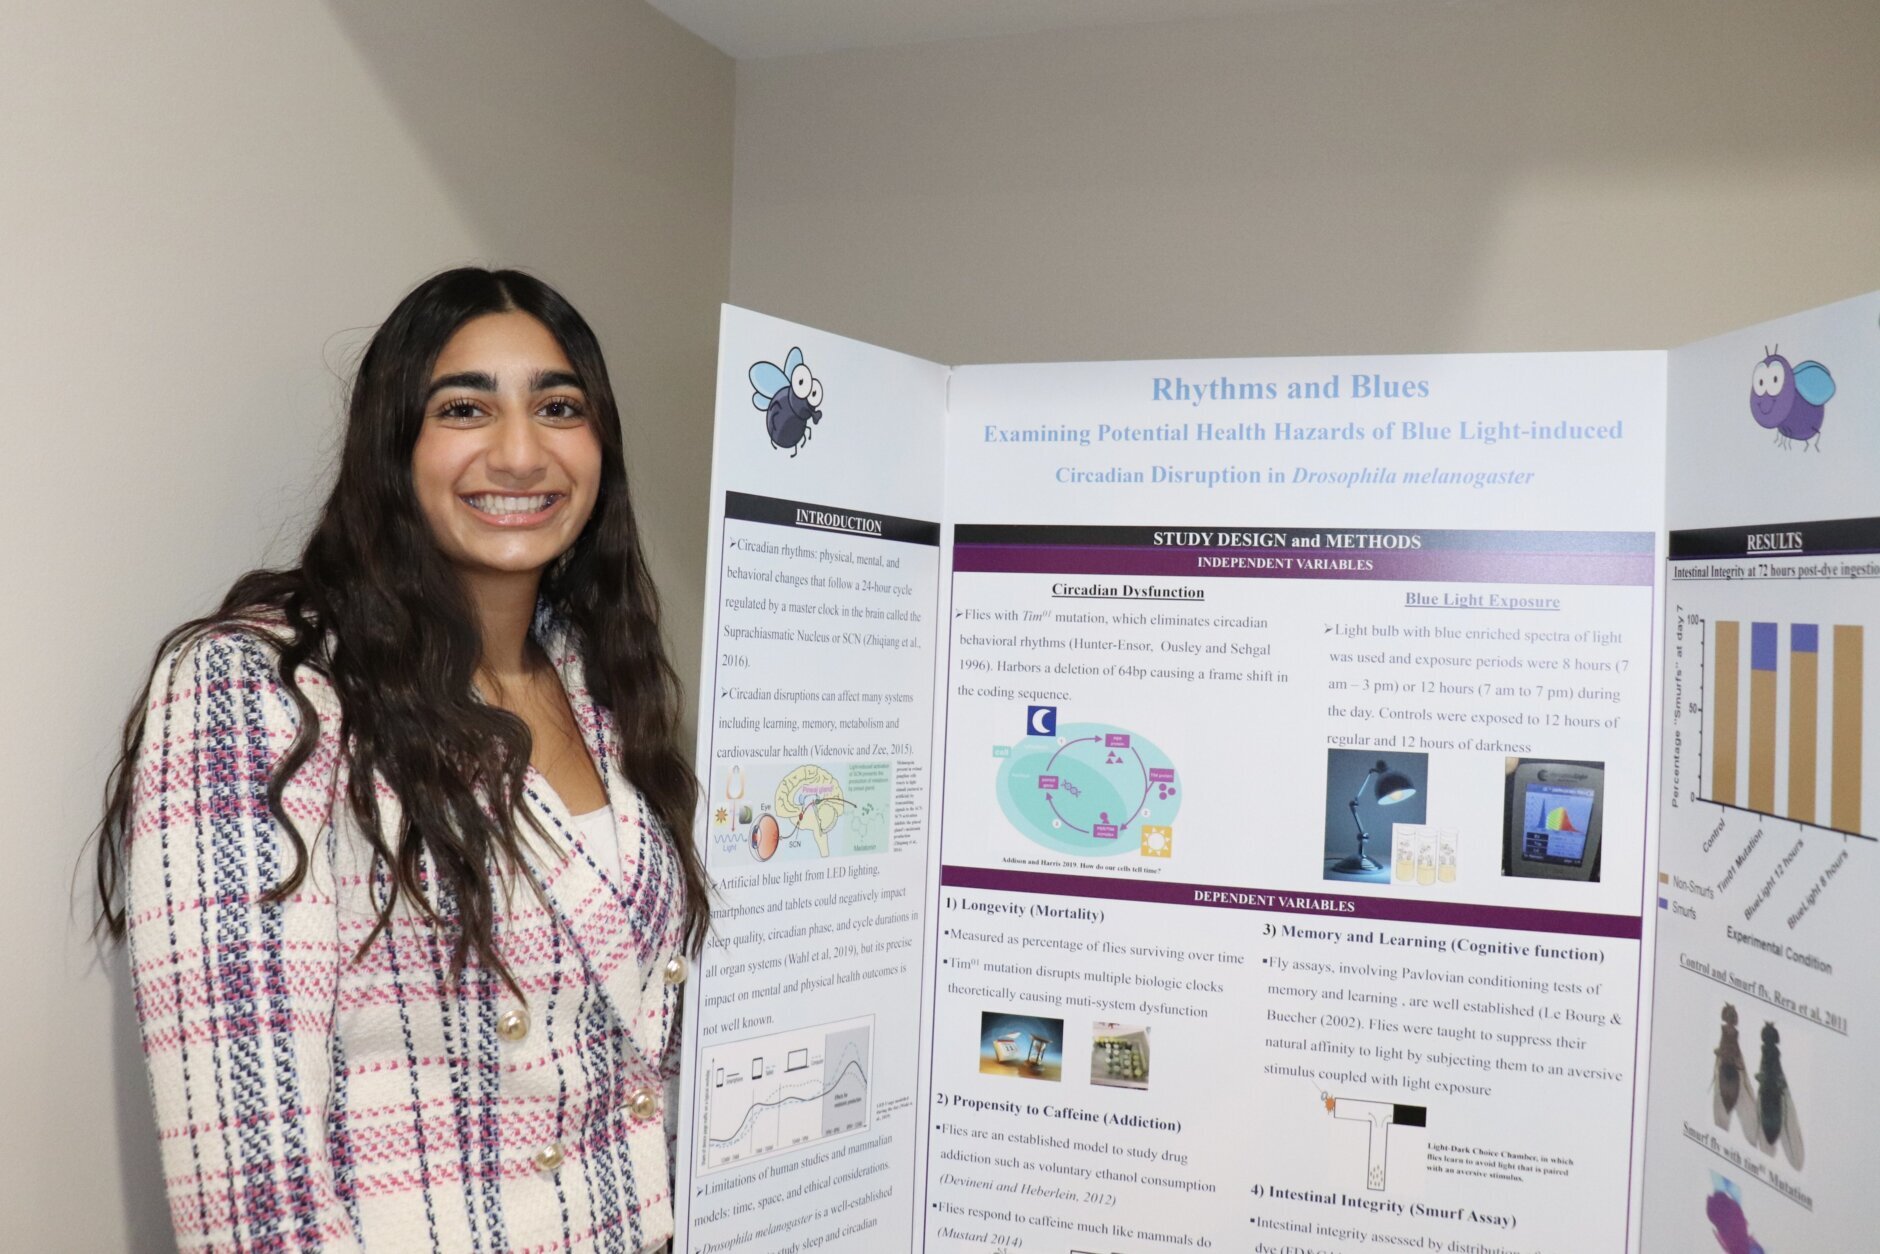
[464,493,558,515]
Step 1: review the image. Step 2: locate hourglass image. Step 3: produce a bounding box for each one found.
[979,1012,1064,1082]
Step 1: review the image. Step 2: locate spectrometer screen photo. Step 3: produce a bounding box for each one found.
[1501,757,1605,882]
[1520,783,1594,866]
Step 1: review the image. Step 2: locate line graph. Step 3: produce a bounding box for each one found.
[698,1016,873,1172]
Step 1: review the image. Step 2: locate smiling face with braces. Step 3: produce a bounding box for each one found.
[411,310,603,584]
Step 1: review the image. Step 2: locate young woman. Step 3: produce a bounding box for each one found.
[94,268,708,1252]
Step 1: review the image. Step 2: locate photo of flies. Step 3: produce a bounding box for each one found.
[1754,1021,1803,1170]
[1710,1004,1803,1168]
[1710,1004,1756,1141]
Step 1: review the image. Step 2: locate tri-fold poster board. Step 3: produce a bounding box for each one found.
[673,289,1880,1251]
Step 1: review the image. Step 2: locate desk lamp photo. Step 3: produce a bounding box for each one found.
[1335,759,1418,873]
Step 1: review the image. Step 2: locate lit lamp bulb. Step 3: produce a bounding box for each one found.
[1376,772,1416,805]
[1335,760,1417,874]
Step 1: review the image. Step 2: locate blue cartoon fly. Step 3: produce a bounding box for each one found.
[750,347,824,456]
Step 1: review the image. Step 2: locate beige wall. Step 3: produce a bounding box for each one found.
[0,3,731,1249]
[730,0,1880,364]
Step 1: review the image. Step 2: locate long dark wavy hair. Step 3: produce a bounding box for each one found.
[93,267,709,983]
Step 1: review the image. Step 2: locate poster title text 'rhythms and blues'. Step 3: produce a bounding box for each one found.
[1149,373,1432,403]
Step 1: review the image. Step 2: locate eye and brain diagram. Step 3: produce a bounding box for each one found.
[710,760,892,865]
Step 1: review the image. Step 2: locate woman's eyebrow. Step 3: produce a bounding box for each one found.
[530,369,583,391]
[423,368,584,399]
[425,370,497,398]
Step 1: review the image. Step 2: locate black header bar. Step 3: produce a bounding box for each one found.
[1668,516,1880,560]
[724,490,939,546]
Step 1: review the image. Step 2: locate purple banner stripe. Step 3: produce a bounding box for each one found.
[940,864,1644,940]
[953,545,1653,586]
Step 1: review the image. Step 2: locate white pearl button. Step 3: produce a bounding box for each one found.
[496,1008,530,1042]
[628,1086,660,1121]
[663,954,687,986]
[533,1141,565,1174]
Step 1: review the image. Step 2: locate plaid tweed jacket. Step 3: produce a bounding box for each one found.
[126,619,688,1252]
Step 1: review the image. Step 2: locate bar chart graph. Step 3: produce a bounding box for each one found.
[1700,618,1868,839]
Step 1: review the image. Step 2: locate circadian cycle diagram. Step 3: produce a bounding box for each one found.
[995,711,1181,858]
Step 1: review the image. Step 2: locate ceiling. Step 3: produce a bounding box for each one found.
[646,0,1367,60]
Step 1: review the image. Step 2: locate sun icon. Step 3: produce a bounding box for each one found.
[1140,826,1173,857]
[713,806,729,826]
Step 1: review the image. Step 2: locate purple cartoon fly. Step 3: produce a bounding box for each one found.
[1749,347,1835,449]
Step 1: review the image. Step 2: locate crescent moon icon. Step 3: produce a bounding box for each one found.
[1029,708,1051,736]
